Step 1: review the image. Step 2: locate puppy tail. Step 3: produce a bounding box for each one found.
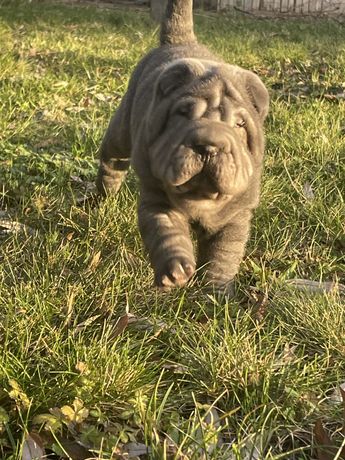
[160,0,196,45]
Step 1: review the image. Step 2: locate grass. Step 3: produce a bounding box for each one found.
[0,0,344,458]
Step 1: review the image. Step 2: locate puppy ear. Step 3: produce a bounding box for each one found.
[243,70,269,121]
[158,60,203,96]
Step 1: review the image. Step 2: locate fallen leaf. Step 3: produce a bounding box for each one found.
[329,382,345,404]
[72,398,89,424]
[74,314,101,332]
[123,442,151,458]
[113,313,131,337]
[75,362,88,374]
[0,218,35,237]
[324,92,345,101]
[87,251,101,272]
[314,419,338,460]
[94,93,112,102]
[286,279,345,295]
[60,405,75,422]
[66,232,74,241]
[162,363,189,374]
[52,437,91,459]
[127,314,168,336]
[249,288,269,321]
[70,175,84,184]
[303,181,315,200]
[22,433,45,460]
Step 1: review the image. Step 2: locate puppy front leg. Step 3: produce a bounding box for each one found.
[138,199,195,289]
[197,210,253,295]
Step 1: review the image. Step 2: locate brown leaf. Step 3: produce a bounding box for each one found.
[66,232,74,241]
[249,288,269,321]
[113,314,130,337]
[22,433,45,460]
[54,437,91,459]
[313,419,337,460]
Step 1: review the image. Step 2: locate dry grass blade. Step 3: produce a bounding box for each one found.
[1,2,345,459]
[63,287,77,328]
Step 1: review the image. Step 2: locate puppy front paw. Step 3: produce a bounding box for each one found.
[155,257,196,290]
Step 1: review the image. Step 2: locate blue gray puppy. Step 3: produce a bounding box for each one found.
[97,0,269,293]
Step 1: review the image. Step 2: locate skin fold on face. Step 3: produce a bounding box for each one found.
[147,65,260,199]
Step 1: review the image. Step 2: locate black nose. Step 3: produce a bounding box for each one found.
[194,144,218,158]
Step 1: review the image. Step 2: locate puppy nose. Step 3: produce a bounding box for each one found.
[195,145,218,158]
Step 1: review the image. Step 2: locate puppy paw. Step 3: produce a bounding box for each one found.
[212,279,235,298]
[203,272,235,297]
[155,258,196,289]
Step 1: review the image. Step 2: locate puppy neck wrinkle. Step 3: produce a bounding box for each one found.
[160,0,197,45]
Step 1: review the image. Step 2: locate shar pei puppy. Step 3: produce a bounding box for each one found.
[96,0,269,294]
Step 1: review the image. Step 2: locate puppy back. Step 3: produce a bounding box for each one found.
[160,0,196,45]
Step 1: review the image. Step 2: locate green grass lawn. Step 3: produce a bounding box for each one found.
[0,0,344,458]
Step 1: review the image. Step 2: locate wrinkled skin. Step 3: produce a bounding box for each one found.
[97,47,269,294]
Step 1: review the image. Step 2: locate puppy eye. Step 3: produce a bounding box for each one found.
[235,119,246,128]
[178,104,191,116]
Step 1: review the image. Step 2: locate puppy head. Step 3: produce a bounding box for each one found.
[146,58,269,198]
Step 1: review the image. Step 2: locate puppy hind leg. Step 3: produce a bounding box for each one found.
[96,111,131,196]
[96,155,130,196]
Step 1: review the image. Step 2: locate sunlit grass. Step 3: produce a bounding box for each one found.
[0,1,344,458]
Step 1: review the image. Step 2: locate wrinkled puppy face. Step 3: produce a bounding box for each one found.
[146,59,269,198]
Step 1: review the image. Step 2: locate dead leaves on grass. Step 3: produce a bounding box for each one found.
[110,312,169,340]
[269,57,345,102]
[8,383,345,459]
[0,216,35,238]
[314,386,345,460]
[30,396,149,459]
